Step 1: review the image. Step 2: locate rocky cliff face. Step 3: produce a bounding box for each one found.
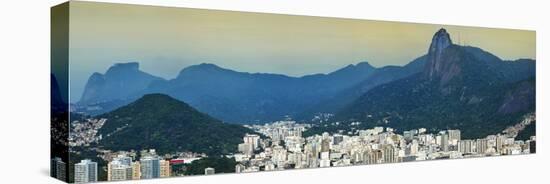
[424,28,456,84]
[79,62,165,104]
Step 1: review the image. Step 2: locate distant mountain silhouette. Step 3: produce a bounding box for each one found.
[79,62,165,104]
[79,61,377,123]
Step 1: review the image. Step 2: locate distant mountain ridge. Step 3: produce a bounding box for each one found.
[78,61,379,123]
[296,55,427,119]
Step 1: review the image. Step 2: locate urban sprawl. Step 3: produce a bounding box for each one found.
[53,114,536,183]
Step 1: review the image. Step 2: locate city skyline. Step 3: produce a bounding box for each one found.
[71,118,536,182]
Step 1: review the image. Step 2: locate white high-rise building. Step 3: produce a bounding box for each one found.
[74,159,97,183]
[383,145,397,163]
[244,134,261,149]
[238,143,254,156]
[410,140,419,155]
[476,139,489,154]
[108,160,132,181]
[272,146,287,164]
[107,154,135,181]
[496,134,506,153]
[459,140,474,154]
[440,134,449,152]
[448,130,461,145]
[367,150,382,164]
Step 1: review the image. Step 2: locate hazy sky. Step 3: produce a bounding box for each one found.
[68,1,535,102]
